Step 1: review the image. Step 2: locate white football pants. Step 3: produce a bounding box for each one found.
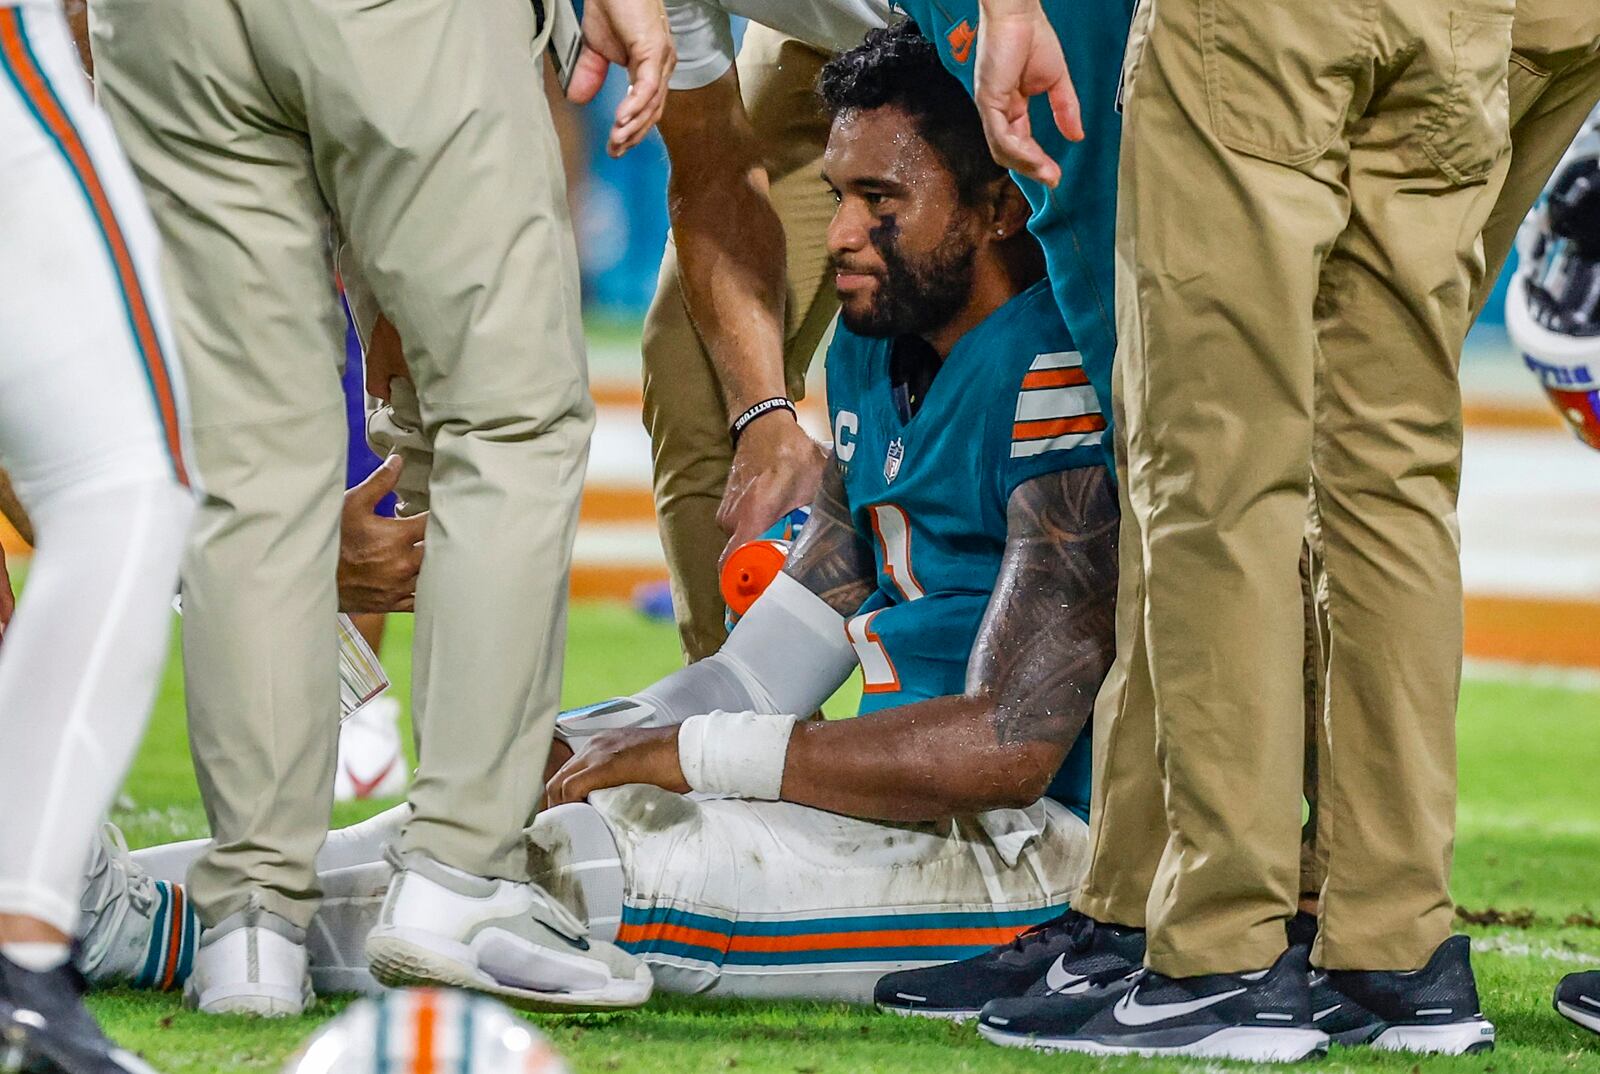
[135,788,1090,1003]
[0,0,195,935]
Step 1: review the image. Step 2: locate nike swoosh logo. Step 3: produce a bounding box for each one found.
[1313,1004,1341,1021]
[1113,985,1248,1027]
[1045,955,1091,995]
[345,758,398,799]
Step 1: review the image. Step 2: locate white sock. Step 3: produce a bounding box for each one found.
[2,941,70,972]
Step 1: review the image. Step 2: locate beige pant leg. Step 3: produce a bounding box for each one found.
[89,0,348,928]
[251,0,591,881]
[1073,0,1165,932]
[642,27,837,662]
[1120,0,1355,977]
[1476,44,1600,310]
[1125,0,1511,976]
[1311,3,1512,970]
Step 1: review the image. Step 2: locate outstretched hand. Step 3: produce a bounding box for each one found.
[339,456,426,614]
[975,0,1082,188]
[565,0,675,158]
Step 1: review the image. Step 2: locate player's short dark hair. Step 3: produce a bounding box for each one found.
[817,20,1007,206]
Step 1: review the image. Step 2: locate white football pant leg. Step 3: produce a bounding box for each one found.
[0,0,195,935]
[582,786,1091,1003]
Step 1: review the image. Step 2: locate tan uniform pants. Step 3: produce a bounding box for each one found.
[1089,0,1513,977]
[91,0,590,929]
[1076,2,1600,965]
[643,26,838,662]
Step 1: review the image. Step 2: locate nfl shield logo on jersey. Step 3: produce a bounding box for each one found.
[884,437,905,484]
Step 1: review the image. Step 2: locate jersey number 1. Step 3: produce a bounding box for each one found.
[848,504,922,693]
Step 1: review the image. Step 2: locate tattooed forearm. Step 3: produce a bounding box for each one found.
[782,454,877,616]
[971,466,1119,749]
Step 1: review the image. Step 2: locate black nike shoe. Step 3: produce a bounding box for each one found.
[1556,971,1600,1036]
[0,953,159,1074]
[873,910,1144,1021]
[1308,935,1495,1054]
[977,945,1328,1061]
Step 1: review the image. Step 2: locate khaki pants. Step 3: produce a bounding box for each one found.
[1105,0,1513,976]
[643,26,838,662]
[91,0,591,929]
[1076,2,1600,962]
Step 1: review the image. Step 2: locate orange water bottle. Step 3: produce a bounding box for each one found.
[721,507,810,627]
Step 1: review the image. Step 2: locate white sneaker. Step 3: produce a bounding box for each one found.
[306,861,392,997]
[76,823,199,991]
[334,697,408,801]
[365,849,652,1012]
[184,897,313,1016]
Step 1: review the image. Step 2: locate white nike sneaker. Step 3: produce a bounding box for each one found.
[334,697,408,801]
[76,823,199,991]
[365,849,652,1012]
[185,897,314,1017]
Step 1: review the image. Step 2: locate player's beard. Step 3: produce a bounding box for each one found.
[838,223,978,340]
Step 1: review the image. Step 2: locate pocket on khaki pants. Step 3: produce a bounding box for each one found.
[1419,9,1515,185]
[1198,0,1362,166]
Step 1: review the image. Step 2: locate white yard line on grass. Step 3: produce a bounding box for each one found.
[1463,658,1600,693]
[1473,937,1600,966]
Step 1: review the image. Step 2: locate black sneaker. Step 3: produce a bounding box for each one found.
[0,953,159,1074]
[977,945,1328,1061]
[873,910,1144,1021]
[1556,972,1600,1036]
[1309,935,1495,1054]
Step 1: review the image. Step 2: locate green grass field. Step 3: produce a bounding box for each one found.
[82,605,1600,1073]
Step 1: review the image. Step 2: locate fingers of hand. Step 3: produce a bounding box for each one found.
[348,456,403,508]
[566,46,610,105]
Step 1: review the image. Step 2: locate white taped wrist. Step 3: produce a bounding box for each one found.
[677,710,799,800]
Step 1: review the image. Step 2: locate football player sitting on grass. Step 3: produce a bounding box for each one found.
[78,22,1121,1010]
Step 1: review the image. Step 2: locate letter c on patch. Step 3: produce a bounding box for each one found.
[834,411,859,461]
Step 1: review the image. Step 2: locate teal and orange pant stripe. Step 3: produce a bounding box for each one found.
[618,903,1069,967]
[0,6,189,486]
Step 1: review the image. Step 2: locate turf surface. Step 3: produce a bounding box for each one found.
[86,605,1600,1072]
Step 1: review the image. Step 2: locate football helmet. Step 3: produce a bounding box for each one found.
[282,989,571,1074]
[1507,110,1600,449]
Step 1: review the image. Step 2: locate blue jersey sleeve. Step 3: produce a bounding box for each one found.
[996,315,1109,504]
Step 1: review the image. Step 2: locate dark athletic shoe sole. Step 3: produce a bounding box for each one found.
[977,1021,1329,1061]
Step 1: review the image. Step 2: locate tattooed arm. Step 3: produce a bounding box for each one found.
[778,465,1118,821]
[548,462,1118,821]
[780,453,878,615]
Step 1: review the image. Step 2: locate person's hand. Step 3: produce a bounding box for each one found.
[565,0,675,157]
[339,456,427,613]
[363,316,409,403]
[716,415,827,568]
[0,544,14,645]
[975,0,1082,188]
[545,726,688,805]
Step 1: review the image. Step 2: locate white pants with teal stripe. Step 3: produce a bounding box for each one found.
[130,787,1090,1003]
[564,785,1091,1003]
[0,0,195,935]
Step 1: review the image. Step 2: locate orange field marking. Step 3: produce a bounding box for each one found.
[1464,595,1600,670]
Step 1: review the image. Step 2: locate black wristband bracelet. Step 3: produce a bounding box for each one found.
[730,397,797,445]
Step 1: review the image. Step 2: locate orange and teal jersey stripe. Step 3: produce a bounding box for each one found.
[616,902,1069,968]
[0,6,189,486]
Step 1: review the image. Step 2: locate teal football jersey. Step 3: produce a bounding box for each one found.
[890,0,1133,472]
[825,279,1102,819]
